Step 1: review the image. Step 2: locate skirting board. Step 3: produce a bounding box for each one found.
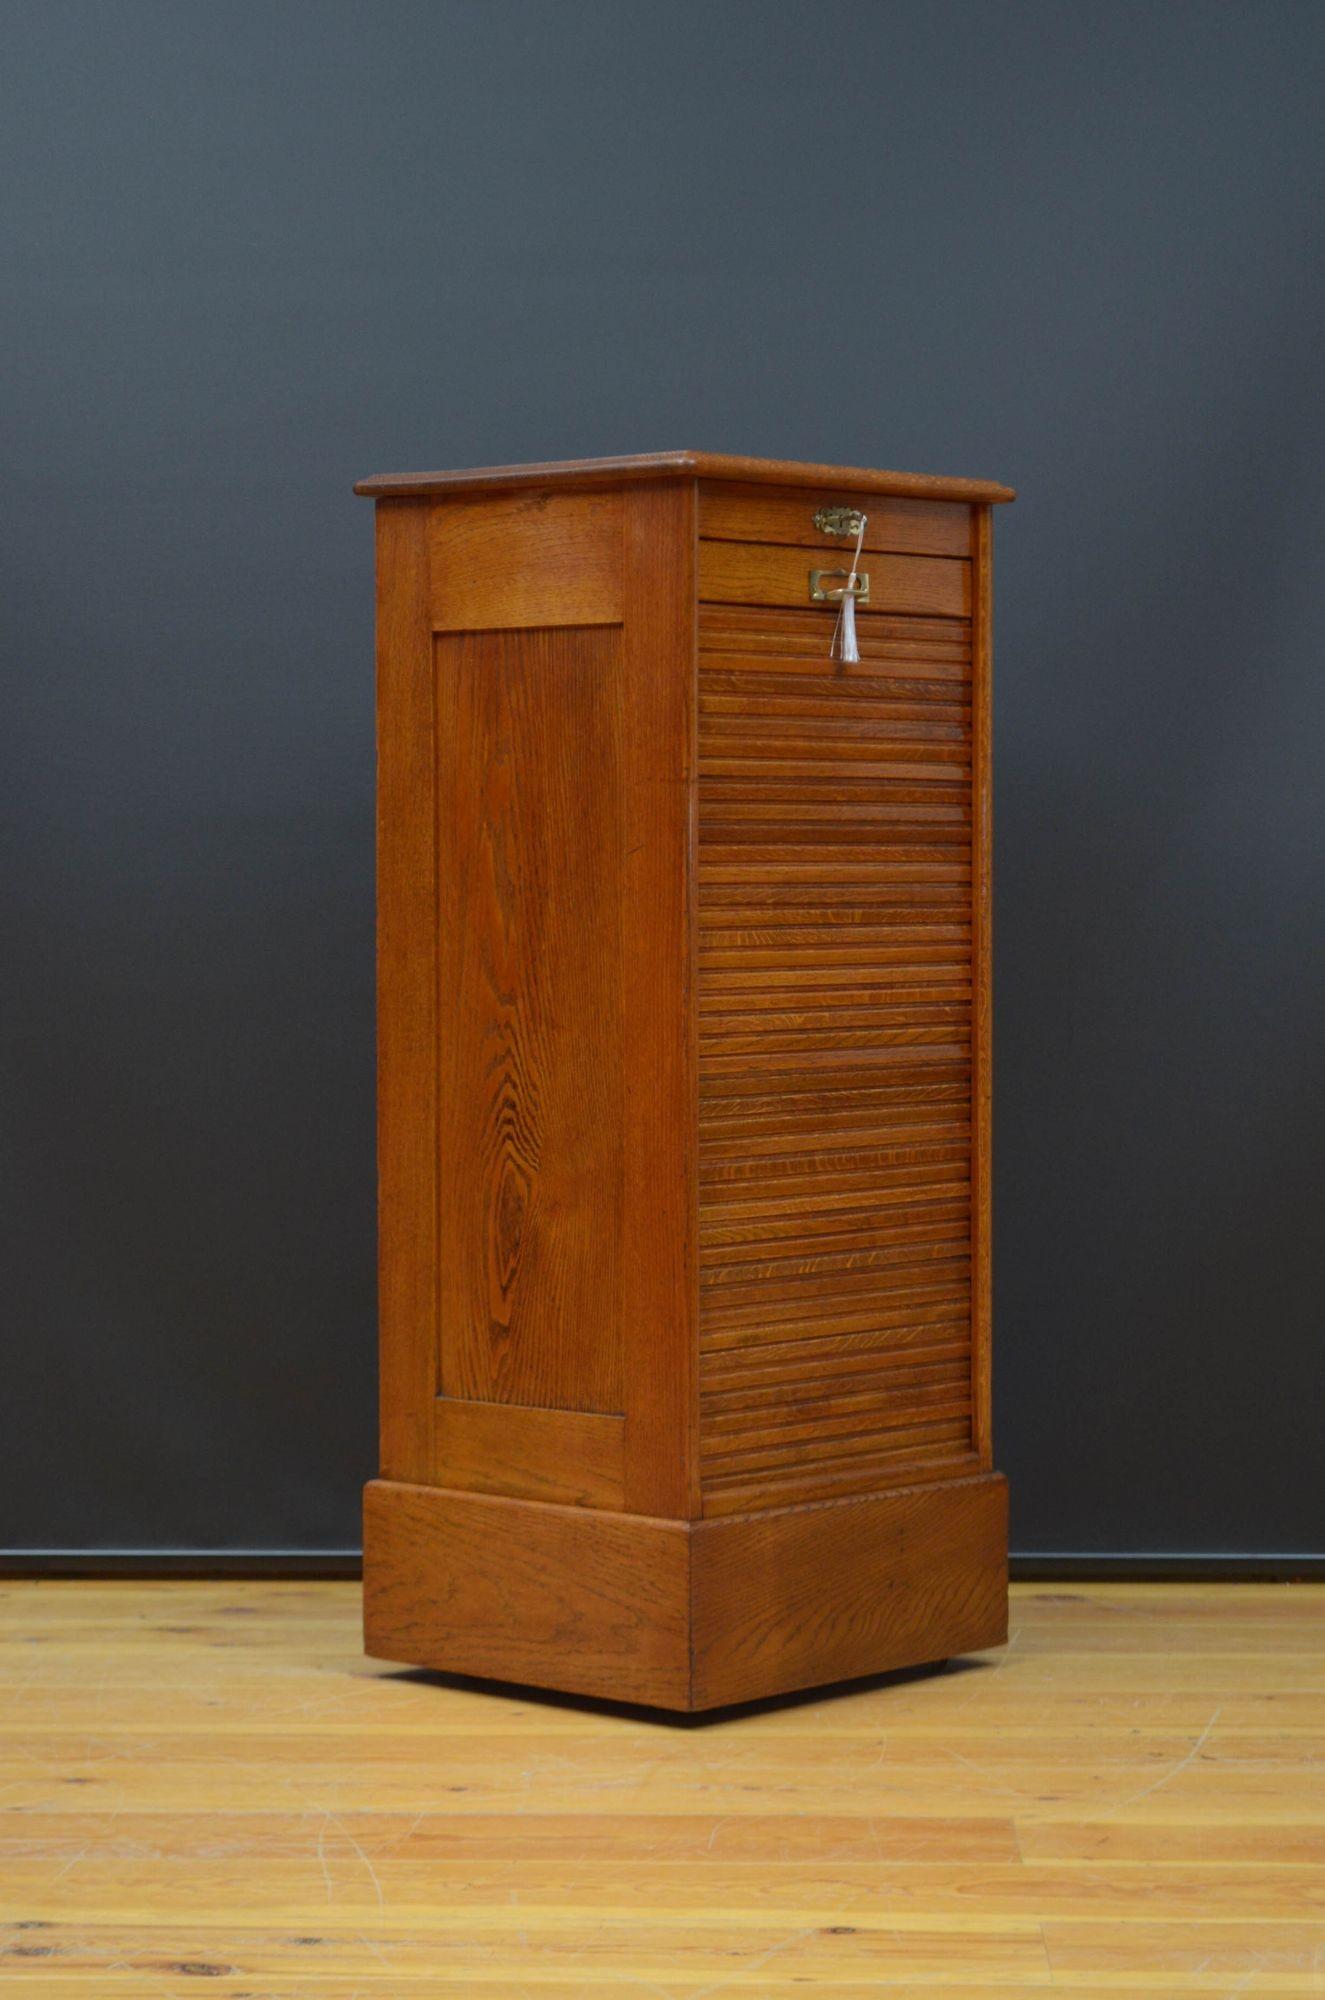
[2,1550,1322,1580]
[1011,1553,1325,1580]
[0,1550,364,1577]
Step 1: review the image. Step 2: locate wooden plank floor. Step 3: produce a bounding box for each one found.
[0,1579,1321,1995]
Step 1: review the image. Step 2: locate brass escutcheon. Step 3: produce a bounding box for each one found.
[813,506,867,538]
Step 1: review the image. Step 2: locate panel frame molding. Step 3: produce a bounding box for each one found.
[377,479,701,1521]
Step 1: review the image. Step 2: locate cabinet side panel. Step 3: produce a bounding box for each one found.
[437,625,626,1415]
[376,500,440,1481]
[621,480,700,1517]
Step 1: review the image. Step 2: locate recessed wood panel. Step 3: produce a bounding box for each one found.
[429,488,623,630]
[696,601,980,1515]
[436,624,625,1414]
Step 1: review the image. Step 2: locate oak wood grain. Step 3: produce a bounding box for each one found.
[366,458,1007,1706]
[691,1473,1007,1707]
[374,500,438,1481]
[699,538,971,619]
[971,504,994,1465]
[696,598,978,1515]
[429,486,622,628]
[436,624,626,1414]
[365,1474,1005,1709]
[432,1400,626,1508]
[619,479,700,1518]
[699,481,972,557]
[364,1481,691,1708]
[356,449,1016,504]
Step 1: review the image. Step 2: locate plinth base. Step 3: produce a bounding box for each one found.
[364,1471,1007,1712]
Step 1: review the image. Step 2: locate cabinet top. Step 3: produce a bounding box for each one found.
[354,450,1014,504]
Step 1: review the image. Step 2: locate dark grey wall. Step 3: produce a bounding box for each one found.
[4,0,1323,1559]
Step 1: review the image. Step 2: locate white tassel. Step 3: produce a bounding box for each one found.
[831,515,867,664]
[837,588,859,664]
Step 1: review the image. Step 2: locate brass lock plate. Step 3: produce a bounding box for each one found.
[813,505,867,539]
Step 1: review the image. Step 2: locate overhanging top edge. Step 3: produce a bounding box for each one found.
[353,451,1015,504]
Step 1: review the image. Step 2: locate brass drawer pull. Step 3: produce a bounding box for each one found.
[810,567,870,605]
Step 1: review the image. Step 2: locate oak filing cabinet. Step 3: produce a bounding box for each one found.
[356,451,1014,1709]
